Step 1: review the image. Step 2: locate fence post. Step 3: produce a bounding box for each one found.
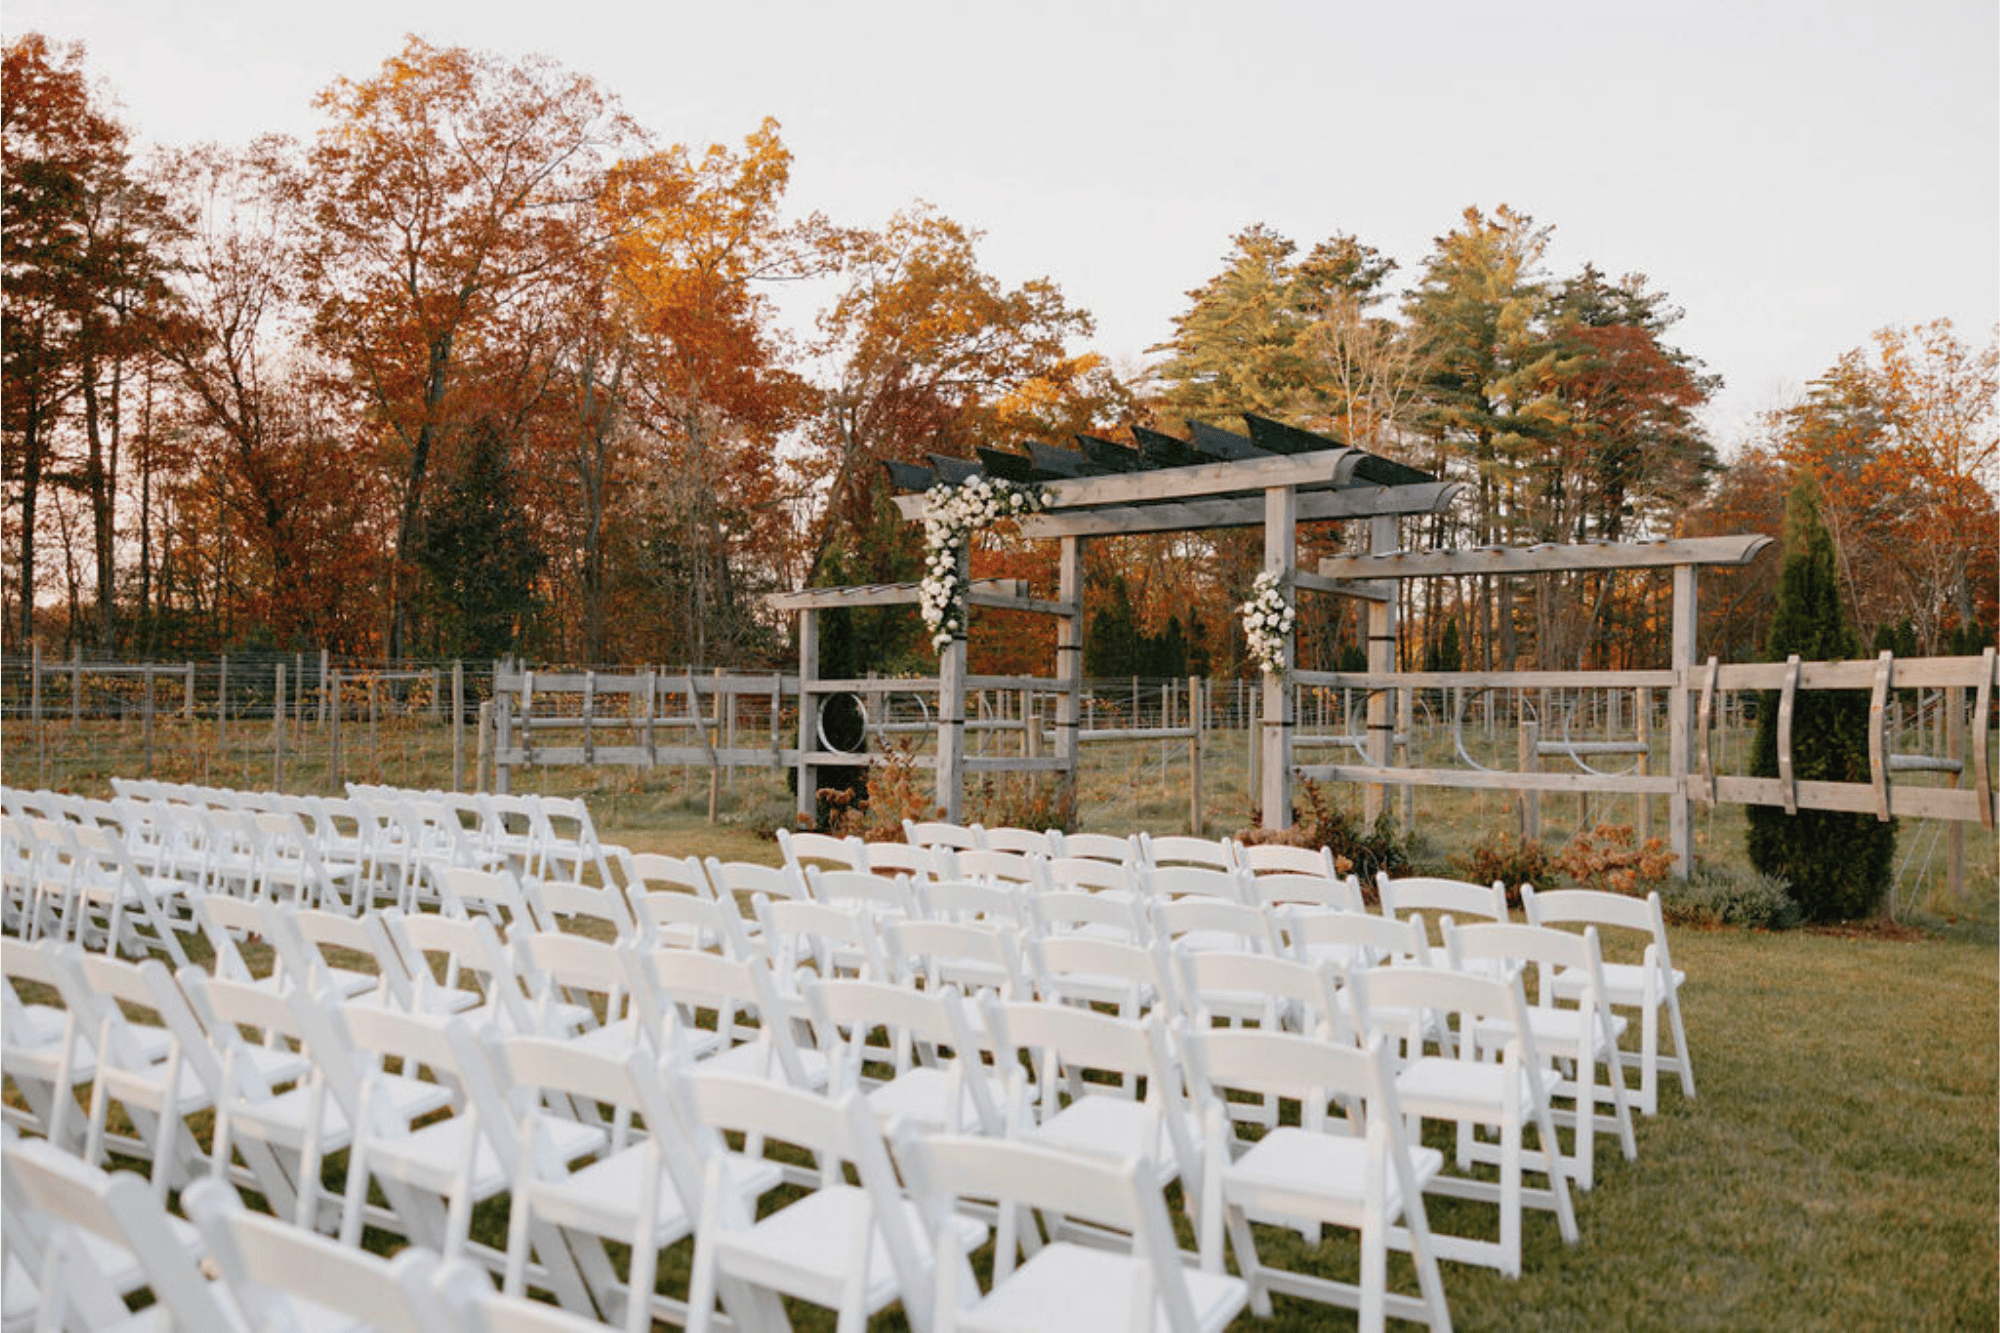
[330,668,344,790]
[70,645,81,727]
[142,665,156,777]
[182,663,195,719]
[318,649,330,727]
[1398,684,1414,836]
[1637,688,1654,841]
[451,663,465,791]
[708,667,723,824]
[273,662,286,788]
[1947,682,1967,901]
[1189,675,1203,835]
[31,642,45,786]
[1518,718,1540,840]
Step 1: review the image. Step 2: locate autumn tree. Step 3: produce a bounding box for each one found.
[304,36,642,657]
[3,34,140,647]
[602,119,823,664]
[1766,320,1998,650]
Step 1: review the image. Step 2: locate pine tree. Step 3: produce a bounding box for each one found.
[1745,476,1895,920]
[414,421,545,661]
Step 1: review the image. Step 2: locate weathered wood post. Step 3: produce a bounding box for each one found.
[142,665,156,777]
[1637,687,1654,841]
[31,642,45,786]
[272,662,286,788]
[1363,515,1398,826]
[1518,717,1541,840]
[330,668,344,790]
[451,662,465,791]
[1261,485,1297,828]
[1189,674,1204,835]
[937,548,969,824]
[1668,564,1698,876]
[1057,537,1084,797]
[796,609,820,826]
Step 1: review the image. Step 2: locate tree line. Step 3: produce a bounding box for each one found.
[5,33,1994,676]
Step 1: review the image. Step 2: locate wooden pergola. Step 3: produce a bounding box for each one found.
[768,415,1464,826]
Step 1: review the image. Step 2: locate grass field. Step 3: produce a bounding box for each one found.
[8,713,1997,1328]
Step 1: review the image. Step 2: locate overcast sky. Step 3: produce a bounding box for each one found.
[11,0,1997,453]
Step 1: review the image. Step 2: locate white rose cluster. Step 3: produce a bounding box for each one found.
[918,477,1047,654]
[1239,570,1295,677]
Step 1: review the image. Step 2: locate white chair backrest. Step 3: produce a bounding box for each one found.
[1377,874,1509,931]
[980,825,1061,858]
[1140,833,1237,870]
[776,828,865,871]
[1253,871,1364,914]
[902,819,984,851]
[1233,841,1339,878]
[1045,855,1138,894]
[1055,831,1140,863]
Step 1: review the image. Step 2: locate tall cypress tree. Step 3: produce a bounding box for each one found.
[414,421,545,661]
[1745,477,1895,920]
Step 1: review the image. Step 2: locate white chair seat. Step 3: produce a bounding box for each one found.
[1474,1006,1627,1059]
[1027,1097,1174,1179]
[1396,1056,1562,1118]
[967,1239,1245,1333]
[714,1185,985,1310]
[863,1067,1004,1133]
[1226,1126,1443,1219]
[368,1112,606,1198]
[700,1039,829,1088]
[536,1142,779,1243]
[1556,961,1683,1009]
[234,1072,451,1148]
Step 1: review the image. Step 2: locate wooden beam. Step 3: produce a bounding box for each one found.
[1291,569,1392,602]
[1317,535,1774,579]
[766,578,1021,612]
[1008,480,1466,538]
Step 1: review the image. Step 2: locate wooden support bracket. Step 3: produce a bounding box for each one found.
[1975,647,1995,830]
[1696,655,1720,803]
[1776,655,1800,814]
[1868,651,1893,822]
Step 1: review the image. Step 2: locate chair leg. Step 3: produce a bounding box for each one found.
[1667,988,1696,1099]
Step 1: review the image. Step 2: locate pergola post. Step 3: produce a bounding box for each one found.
[795,608,820,826]
[936,546,970,823]
[1364,515,1400,824]
[1669,564,1698,875]
[1261,485,1297,828]
[1056,536,1084,789]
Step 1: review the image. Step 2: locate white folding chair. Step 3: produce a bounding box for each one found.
[1349,964,1579,1276]
[903,819,985,852]
[1378,873,1510,939]
[1179,1026,1452,1331]
[1234,841,1341,878]
[1252,870,1365,914]
[806,865,924,921]
[860,839,946,880]
[1052,831,1140,863]
[1029,933,1180,1019]
[494,1035,783,1332]
[888,917,1035,1002]
[899,1130,1247,1333]
[1140,833,1238,871]
[3,1135,246,1332]
[1148,864,1252,905]
[185,1176,456,1332]
[1442,918,1638,1190]
[804,977,1004,1136]
[1148,897,1283,956]
[1522,884,1694,1115]
[981,825,1062,858]
[985,999,1202,1217]
[336,1008,603,1314]
[1,937,97,1149]
[776,827,866,872]
[678,1070,985,1333]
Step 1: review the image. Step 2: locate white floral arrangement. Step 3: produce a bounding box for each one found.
[1240,570,1296,677]
[918,476,1047,653]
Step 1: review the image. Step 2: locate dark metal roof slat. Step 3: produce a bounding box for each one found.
[1187,420,1265,460]
[882,460,940,492]
[1076,434,1146,473]
[974,447,1045,484]
[1025,440,1101,477]
[925,454,983,484]
[1242,413,1344,455]
[1130,426,1204,467]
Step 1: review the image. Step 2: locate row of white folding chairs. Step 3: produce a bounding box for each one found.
[4,935,1247,1330]
[5,932,1530,1330]
[346,783,622,890]
[895,819,1360,874]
